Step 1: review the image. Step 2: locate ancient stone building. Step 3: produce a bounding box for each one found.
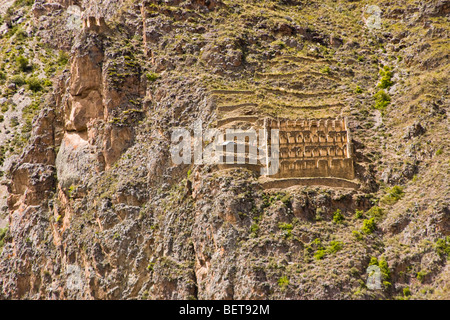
[266,118,354,180]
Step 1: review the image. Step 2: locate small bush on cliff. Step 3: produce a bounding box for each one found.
[362,218,376,234]
[333,209,344,224]
[0,226,8,249]
[26,77,43,92]
[16,55,31,72]
[378,66,394,89]
[146,72,160,82]
[381,186,405,204]
[320,66,331,74]
[352,230,363,241]
[278,276,289,290]
[355,85,363,94]
[373,89,391,110]
[56,50,69,66]
[435,237,450,259]
[354,209,364,219]
[278,223,293,239]
[327,241,343,254]
[10,74,25,86]
[14,0,34,7]
[366,206,385,221]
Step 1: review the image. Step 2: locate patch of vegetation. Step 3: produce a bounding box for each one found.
[416,270,428,282]
[146,72,160,82]
[314,248,326,260]
[403,287,411,297]
[26,77,43,92]
[354,209,364,219]
[435,237,450,259]
[250,223,259,238]
[16,55,31,72]
[315,208,323,221]
[369,257,391,289]
[373,89,391,110]
[310,238,343,260]
[280,194,292,207]
[0,226,8,249]
[320,66,331,74]
[352,230,363,241]
[381,186,404,205]
[278,222,293,239]
[355,85,363,94]
[378,66,394,89]
[56,50,69,66]
[362,218,377,234]
[365,206,385,222]
[10,74,25,86]
[10,116,19,127]
[327,240,343,254]
[332,209,344,224]
[278,276,289,290]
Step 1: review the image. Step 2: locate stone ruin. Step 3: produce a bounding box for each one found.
[219,117,355,181]
[267,118,354,180]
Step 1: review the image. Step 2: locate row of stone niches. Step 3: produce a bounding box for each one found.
[279,130,348,145]
[274,158,355,180]
[279,144,349,159]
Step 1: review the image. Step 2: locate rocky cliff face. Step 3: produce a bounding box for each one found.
[0,0,448,299]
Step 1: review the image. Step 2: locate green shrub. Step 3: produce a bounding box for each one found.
[416,270,428,282]
[26,77,43,92]
[280,194,292,207]
[435,237,450,258]
[320,66,331,74]
[369,257,379,266]
[279,222,293,239]
[403,287,411,297]
[373,89,391,110]
[436,149,443,155]
[314,248,326,260]
[378,66,394,89]
[10,117,19,127]
[327,241,343,254]
[250,223,259,237]
[354,209,364,219]
[16,55,31,72]
[352,230,363,241]
[278,276,289,289]
[379,258,391,281]
[56,50,69,66]
[355,86,363,94]
[333,209,344,224]
[366,206,385,221]
[381,186,404,204]
[0,226,8,248]
[362,218,376,234]
[0,72,6,80]
[146,72,160,82]
[10,74,25,86]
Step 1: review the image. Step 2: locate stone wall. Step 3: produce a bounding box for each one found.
[267,118,355,180]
